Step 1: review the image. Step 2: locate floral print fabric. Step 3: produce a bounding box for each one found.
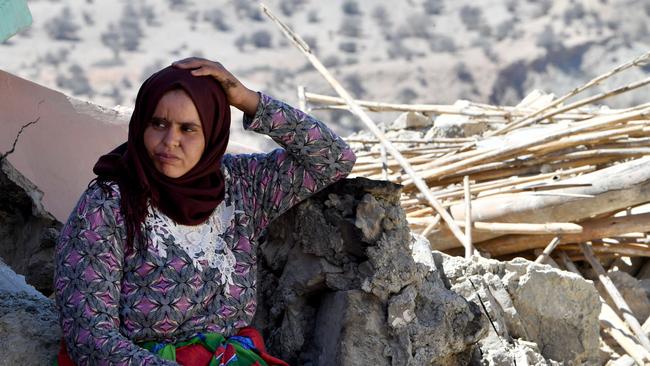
[54,93,356,365]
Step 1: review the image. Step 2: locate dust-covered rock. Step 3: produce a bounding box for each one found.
[435,253,601,365]
[0,259,60,366]
[0,158,61,295]
[255,178,486,365]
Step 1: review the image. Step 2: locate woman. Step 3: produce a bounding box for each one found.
[54,58,356,365]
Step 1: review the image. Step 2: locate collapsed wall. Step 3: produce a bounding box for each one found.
[0,158,60,295]
[0,159,602,365]
[0,256,61,366]
[253,177,486,365]
[436,253,601,365]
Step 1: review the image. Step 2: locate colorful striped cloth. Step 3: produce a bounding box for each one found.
[56,327,289,366]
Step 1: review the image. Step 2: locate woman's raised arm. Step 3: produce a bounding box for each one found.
[224,92,357,238]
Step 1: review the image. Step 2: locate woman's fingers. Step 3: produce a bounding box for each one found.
[189,66,223,79]
[170,57,257,113]
[172,57,212,69]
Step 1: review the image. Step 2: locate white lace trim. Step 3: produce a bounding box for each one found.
[145,201,238,286]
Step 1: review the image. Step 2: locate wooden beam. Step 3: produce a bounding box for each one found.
[580,243,650,352]
[475,213,650,257]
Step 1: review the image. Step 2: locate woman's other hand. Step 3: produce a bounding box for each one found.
[172,57,260,116]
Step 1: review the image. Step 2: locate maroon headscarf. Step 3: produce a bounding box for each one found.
[93,66,231,248]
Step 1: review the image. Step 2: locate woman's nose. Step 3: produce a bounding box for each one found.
[163,127,180,147]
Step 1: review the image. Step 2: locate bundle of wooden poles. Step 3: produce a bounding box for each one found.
[302,52,650,266]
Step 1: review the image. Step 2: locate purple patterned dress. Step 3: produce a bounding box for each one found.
[54,93,357,365]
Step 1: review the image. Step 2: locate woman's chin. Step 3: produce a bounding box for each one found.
[155,164,184,178]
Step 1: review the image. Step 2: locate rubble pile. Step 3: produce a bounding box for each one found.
[0,156,605,365]
[303,51,650,364]
[2,50,650,364]
[252,178,486,365]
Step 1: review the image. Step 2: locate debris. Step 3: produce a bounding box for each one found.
[0,259,60,365]
[436,252,601,364]
[254,178,486,365]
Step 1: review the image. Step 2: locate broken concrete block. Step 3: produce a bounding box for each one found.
[389,111,432,130]
[0,260,60,365]
[354,194,385,242]
[0,158,60,295]
[255,178,486,365]
[313,290,390,366]
[438,253,601,365]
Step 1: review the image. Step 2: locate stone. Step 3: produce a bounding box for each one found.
[388,271,486,366]
[312,290,390,366]
[437,253,601,365]
[255,178,486,365]
[410,233,436,271]
[389,111,432,130]
[354,194,385,243]
[0,158,61,295]
[425,109,489,139]
[0,260,60,365]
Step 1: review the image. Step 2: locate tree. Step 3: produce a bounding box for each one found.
[340,16,362,37]
[459,5,484,31]
[422,0,443,15]
[204,9,230,32]
[101,23,122,60]
[56,64,94,97]
[251,30,272,48]
[342,0,361,16]
[45,7,80,41]
[119,4,143,51]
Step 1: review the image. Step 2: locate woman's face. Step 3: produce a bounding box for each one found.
[143,89,205,178]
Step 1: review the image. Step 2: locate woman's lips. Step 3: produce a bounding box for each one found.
[156,153,180,164]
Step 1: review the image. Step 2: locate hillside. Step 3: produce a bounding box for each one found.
[1,0,649,144]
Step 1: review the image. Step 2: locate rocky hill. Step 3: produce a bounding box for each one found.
[1,0,649,145]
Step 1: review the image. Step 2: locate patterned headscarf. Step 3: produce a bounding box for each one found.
[93,66,231,248]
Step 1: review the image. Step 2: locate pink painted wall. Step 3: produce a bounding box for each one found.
[0,70,258,222]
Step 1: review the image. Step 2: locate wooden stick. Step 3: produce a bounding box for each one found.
[410,215,585,235]
[305,91,602,120]
[558,251,582,274]
[455,221,583,235]
[297,85,307,111]
[421,214,441,236]
[529,125,645,155]
[401,109,650,187]
[304,91,507,116]
[346,137,473,144]
[476,213,650,257]
[260,3,470,246]
[533,248,561,268]
[402,166,594,206]
[561,252,650,364]
[534,236,561,264]
[463,176,474,258]
[380,142,388,180]
[601,302,650,365]
[560,243,650,258]
[579,242,650,352]
[613,317,650,366]
[501,76,650,133]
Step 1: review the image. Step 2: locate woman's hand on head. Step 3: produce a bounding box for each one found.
[172,57,260,116]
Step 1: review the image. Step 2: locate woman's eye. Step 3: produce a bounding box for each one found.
[182,125,199,133]
[151,120,166,128]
